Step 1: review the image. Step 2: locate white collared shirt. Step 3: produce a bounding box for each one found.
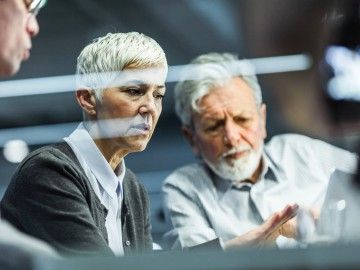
[64,123,125,256]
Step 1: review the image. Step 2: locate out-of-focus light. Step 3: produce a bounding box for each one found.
[327,76,360,101]
[325,46,360,102]
[3,140,29,163]
[336,200,346,211]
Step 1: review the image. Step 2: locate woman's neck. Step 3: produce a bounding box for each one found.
[93,138,128,171]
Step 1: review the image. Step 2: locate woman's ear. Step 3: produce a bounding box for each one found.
[75,88,97,116]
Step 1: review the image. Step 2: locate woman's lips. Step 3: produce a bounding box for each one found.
[129,123,151,135]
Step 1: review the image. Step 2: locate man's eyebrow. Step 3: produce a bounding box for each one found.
[201,115,223,123]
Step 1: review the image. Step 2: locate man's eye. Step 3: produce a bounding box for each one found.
[205,124,221,132]
[125,88,142,95]
[234,116,250,123]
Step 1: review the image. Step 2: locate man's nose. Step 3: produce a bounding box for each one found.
[223,120,242,147]
[26,15,40,37]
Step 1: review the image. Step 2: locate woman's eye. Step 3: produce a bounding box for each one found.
[154,93,165,99]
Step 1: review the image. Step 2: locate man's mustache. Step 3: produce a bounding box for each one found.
[221,145,252,159]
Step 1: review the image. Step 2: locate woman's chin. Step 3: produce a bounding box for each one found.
[128,142,148,153]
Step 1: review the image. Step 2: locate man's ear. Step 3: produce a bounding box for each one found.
[259,104,267,139]
[182,125,200,156]
[75,88,97,117]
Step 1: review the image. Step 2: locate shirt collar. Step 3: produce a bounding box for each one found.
[64,123,125,199]
[263,146,281,182]
[260,152,278,182]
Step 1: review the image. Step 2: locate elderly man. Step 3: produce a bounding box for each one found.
[1,32,168,256]
[0,0,57,262]
[163,52,358,249]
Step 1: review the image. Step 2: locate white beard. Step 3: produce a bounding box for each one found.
[203,143,263,182]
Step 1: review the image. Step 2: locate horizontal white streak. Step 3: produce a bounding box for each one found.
[0,54,312,98]
[249,54,312,74]
[0,122,78,147]
[0,74,75,98]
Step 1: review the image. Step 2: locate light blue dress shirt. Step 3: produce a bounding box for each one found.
[64,123,125,256]
[163,134,358,249]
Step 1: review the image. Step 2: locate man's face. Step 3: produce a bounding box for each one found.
[189,77,267,181]
[0,0,40,76]
[94,66,166,154]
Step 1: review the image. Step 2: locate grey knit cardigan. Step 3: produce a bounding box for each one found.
[1,142,152,256]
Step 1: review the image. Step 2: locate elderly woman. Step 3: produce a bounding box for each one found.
[0,32,167,256]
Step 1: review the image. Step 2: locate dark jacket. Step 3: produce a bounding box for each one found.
[1,142,152,256]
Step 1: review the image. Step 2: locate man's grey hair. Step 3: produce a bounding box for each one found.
[174,52,262,127]
[76,32,167,100]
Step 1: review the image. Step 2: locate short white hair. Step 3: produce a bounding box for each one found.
[76,32,167,100]
[174,52,262,127]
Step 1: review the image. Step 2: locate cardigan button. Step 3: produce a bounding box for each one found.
[125,240,131,246]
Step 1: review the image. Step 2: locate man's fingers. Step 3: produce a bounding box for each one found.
[279,204,299,223]
[263,204,299,239]
[261,212,281,236]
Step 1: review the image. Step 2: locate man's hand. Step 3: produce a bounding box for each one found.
[268,216,297,240]
[224,203,299,250]
[270,207,320,241]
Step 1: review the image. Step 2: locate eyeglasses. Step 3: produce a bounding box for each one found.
[27,0,47,16]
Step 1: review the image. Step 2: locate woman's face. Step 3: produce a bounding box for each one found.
[94,66,167,153]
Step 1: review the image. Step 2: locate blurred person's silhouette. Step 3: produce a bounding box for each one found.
[0,0,57,267]
[240,0,360,242]
[319,1,360,184]
[319,3,360,237]
[0,0,44,77]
